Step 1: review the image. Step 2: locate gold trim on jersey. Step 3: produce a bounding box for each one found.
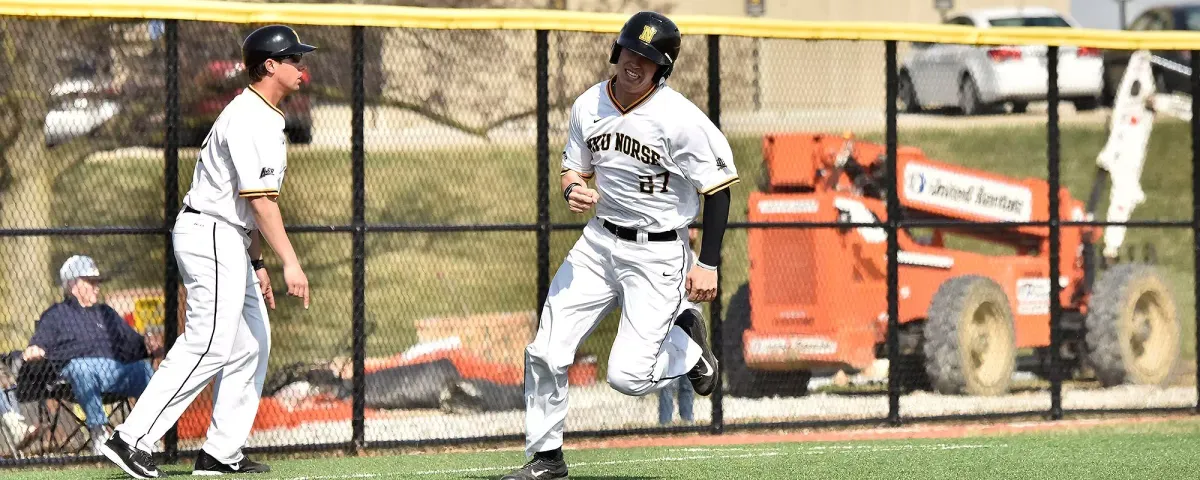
[700,176,740,195]
[239,188,281,198]
[247,86,286,118]
[560,168,594,179]
[605,78,657,115]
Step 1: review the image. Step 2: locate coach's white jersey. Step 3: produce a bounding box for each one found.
[561,79,738,232]
[182,87,288,231]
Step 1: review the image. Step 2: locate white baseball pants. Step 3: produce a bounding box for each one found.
[115,210,270,464]
[523,218,702,456]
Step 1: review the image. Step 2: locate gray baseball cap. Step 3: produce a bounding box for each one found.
[59,255,105,284]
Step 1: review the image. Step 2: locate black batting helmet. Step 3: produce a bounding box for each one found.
[242,25,317,69]
[609,11,681,82]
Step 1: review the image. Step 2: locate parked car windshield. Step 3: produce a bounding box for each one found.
[988,16,1071,27]
[1183,7,1200,30]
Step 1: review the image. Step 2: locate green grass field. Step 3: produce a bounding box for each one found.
[8,416,1200,479]
[46,118,1199,372]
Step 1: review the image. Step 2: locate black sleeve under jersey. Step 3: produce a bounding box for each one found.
[697,188,730,268]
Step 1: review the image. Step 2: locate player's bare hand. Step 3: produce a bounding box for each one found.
[568,187,600,213]
[284,263,310,309]
[256,267,276,310]
[685,266,718,303]
[22,345,45,361]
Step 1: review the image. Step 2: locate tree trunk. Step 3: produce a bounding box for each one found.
[0,126,56,351]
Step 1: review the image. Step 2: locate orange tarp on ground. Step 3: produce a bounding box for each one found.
[176,347,597,440]
[361,348,597,386]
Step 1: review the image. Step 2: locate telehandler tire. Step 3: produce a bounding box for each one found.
[722,284,812,398]
[923,276,1016,396]
[1085,264,1179,387]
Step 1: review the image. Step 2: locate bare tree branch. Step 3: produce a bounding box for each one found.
[484,101,569,132]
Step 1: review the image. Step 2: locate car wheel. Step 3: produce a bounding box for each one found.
[1073,97,1100,112]
[286,124,313,145]
[898,71,921,113]
[1011,101,1028,114]
[958,75,983,116]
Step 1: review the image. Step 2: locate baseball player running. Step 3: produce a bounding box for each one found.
[502,11,737,480]
[100,25,314,479]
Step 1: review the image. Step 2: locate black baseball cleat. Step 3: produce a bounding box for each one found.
[675,309,718,396]
[98,432,162,479]
[500,449,568,480]
[193,449,271,475]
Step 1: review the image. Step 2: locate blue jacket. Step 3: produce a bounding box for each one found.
[27,297,148,364]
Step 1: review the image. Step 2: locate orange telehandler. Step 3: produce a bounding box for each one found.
[724,131,1180,397]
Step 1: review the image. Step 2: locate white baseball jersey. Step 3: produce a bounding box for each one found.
[182,86,288,230]
[561,79,739,232]
[524,78,731,457]
[114,86,277,465]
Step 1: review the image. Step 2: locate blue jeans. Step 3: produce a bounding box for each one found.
[0,388,15,415]
[60,358,153,429]
[657,378,694,424]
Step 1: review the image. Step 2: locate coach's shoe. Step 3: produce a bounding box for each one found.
[500,449,568,480]
[675,309,718,396]
[90,425,112,456]
[99,432,162,479]
[193,449,271,475]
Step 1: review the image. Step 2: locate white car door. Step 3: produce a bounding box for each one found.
[925,15,978,106]
[934,43,980,105]
[904,42,940,105]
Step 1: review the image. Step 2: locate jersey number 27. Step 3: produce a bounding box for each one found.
[639,172,669,194]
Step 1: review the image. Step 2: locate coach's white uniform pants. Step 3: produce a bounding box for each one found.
[524,218,702,456]
[115,210,270,464]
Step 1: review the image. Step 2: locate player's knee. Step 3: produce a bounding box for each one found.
[606,370,654,396]
[605,357,655,396]
[524,325,569,367]
[524,338,545,361]
[525,343,573,373]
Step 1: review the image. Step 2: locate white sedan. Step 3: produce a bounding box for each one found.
[898,7,1104,115]
[44,78,120,147]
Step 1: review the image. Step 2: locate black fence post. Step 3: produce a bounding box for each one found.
[536,31,551,323]
[350,25,368,455]
[1047,45,1064,421]
[884,40,901,427]
[1191,48,1200,413]
[706,33,724,435]
[162,18,181,463]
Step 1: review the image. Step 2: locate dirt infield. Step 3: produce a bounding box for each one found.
[568,413,1197,451]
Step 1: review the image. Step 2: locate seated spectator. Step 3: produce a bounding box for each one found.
[22,255,160,454]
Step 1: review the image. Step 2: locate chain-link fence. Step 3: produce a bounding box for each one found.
[0,5,1198,469]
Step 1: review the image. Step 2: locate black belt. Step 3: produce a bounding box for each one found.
[180,204,248,234]
[602,220,677,242]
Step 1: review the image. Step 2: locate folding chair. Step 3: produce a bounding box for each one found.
[0,384,21,459]
[0,351,35,459]
[13,359,135,457]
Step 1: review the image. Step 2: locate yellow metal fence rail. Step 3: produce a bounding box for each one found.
[5,0,1200,50]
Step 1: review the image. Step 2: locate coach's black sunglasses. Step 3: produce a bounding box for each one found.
[272,53,303,65]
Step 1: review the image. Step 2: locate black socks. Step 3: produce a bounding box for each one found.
[535,448,563,462]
